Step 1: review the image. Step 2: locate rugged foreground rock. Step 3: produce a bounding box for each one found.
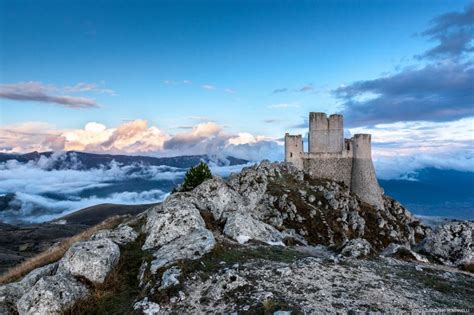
[1,161,473,314]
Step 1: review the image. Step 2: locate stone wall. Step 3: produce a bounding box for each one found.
[303,155,353,187]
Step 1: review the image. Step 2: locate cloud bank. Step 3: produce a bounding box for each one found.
[0,119,283,162]
[0,154,250,224]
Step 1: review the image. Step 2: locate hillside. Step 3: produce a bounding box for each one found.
[0,161,472,314]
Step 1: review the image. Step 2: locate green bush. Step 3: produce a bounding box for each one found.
[180,161,212,192]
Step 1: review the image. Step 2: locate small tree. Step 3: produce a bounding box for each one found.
[180,161,212,192]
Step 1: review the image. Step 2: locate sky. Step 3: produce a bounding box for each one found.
[0,0,473,177]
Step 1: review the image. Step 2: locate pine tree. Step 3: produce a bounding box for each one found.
[180,161,212,192]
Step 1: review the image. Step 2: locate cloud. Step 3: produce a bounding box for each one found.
[272,88,288,94]
[299,84,314,92]
[419,3,474,60]
[64,82,116,95]
[0,122,66,153]
[0,153,253,224]
[201,84,216,90]
[0,81,99,108]
[335,61,474,126]
[349,118,474,179]
[267,103,300,109]
[263,119,281,123]
[1,120,282,163]
[224,88,236,94]
[334,5,474,127]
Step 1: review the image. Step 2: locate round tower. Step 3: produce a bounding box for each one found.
[351,134,384,209]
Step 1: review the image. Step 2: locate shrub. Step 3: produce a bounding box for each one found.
[180,161,212,192]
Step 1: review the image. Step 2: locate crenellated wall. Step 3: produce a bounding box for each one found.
[284,112,384,209]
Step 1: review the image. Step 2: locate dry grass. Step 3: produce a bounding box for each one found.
[0,216,124,285]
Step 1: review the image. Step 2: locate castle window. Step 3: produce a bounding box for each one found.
[290,153,293,157]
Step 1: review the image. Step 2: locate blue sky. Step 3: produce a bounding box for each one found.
[0,0,473,176]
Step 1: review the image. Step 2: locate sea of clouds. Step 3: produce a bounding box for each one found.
[0,155,251,224]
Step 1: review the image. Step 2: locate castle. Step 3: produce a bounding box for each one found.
[285,112,384,209]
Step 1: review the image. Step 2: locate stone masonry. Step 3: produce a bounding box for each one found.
[285,112,384,209]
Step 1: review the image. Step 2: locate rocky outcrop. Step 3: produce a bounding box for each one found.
[142,196,207,250]
[58,239,120,284]
[91,224,138,246]
[1,161,472,314]
[420,221,473,268]
[150,229,215,273]
[382,243,429,263]
[16,273,88,315]
[223,213,284,245]
[340,238,372,258]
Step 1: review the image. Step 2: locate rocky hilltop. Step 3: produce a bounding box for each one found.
[1,161,473,314]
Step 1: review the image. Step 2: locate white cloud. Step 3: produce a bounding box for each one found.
[201,84,216,90]
[267,103,300,109]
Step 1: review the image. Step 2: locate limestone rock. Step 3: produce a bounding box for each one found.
[381,243,428,263]
[0,283,24,315]
[160,267,181,289]
[420,221,473,267]
[143,195,206,250]
[150,229,215,273]
[192,177,244,221]
[340,238,372,258]
[58,239,120,283]
[91,224,138,246]
[0,263,58,314]
[133,297,160,314]
[16,273,88,315]
[223,213,284,245]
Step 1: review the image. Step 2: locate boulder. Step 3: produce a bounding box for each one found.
[420,221,473,268]
[0,283,24,314]
[381,243,428,263]
[143,195,206,250]
[91,224,138,246]
[58,239,120,283]
[16,273,88,315]
[150,229,215,273]
[160,267,181,289]
[192,177,244,221]
[340,238,372,258]
[0,263,58,314]
[133,297,160,314]
[223,213,284,245]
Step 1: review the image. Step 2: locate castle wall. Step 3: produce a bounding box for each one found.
[303,154,353,187]
[284,133,304,170]
[350,134,384,209]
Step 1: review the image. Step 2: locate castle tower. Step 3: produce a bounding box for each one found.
[284,133,304,170]
[309,112,344,153]
[350,134,384,209]
[309,112,329,153]
[328,114,344,153]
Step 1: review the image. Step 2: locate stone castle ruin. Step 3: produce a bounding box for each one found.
[285,112,384,209]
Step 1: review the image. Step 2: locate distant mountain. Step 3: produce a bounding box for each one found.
[0,151,249,170]
[380,168,474,220]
